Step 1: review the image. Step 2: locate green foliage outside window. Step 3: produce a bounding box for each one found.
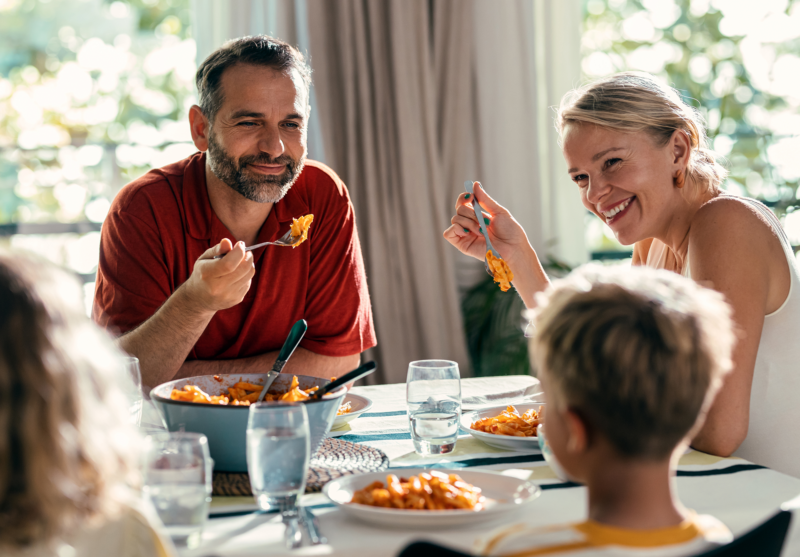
[0,0,195,226]
[582,0,800,253]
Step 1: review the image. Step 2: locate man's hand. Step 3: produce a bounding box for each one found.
[181,239,256,313]
[120,238,255,387]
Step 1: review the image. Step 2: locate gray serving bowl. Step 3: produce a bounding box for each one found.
[150,373,347,472]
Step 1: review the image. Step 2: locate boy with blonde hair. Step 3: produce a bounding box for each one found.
[480,265,736,556]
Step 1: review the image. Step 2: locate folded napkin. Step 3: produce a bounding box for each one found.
[461,375,543,411]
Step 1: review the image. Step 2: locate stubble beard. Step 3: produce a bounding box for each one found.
[206,131,305,204]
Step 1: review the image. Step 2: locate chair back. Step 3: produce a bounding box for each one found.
[397,541,472,557]
[693,509,791,557]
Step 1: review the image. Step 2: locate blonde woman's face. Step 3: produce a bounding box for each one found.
[562,124,679,246]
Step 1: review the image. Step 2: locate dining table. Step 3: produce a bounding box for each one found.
[141,375,800,557]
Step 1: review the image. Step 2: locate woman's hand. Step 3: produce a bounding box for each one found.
[443,182,550,308]
[443,182,531,263]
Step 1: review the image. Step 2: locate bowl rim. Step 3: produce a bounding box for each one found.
[150,372,347,410]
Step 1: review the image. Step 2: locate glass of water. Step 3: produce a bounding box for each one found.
[246,402,310,512]
[125,356,143,426]
[142,432,212,548]
[407,360,461,455]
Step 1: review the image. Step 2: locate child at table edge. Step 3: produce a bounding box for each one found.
[477,265,736,556]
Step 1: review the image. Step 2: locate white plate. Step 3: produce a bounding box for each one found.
[461,403,544,452]
[323,468,541,528]
[331,393,373,430]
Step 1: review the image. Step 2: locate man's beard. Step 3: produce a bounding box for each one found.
[206,132,305,203]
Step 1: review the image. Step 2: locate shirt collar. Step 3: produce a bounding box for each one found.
[183,152,213,240]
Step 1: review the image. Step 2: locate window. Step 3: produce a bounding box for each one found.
[0,0,195,312]
[582,0,800,258]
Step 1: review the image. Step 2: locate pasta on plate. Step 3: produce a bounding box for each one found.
[470,405,543,437]
[350,472,485,511]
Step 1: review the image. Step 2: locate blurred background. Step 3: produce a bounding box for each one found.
[1,0,798,382]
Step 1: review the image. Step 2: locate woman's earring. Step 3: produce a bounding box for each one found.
[674,169,685,189]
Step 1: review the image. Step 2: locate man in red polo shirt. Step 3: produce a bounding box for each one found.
[93,36,376,387]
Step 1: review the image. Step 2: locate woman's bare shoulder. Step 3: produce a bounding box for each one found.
[689,195,788,294]
[691,195,776,245]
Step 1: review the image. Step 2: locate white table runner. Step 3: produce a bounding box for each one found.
[170,376,800,557]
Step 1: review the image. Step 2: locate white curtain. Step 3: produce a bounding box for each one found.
[191,0,586,384]
[192,0,327,162]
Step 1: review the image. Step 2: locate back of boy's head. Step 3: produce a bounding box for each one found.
[529,265,735,460]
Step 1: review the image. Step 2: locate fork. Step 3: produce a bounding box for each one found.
[300,506,327,545]
[212,228,299,259]
[464,180,500,277]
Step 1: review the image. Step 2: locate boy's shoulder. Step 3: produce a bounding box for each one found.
[475,522,587,556]
[477,514,731,557]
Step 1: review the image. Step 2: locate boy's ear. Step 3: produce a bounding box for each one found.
[564,408,589,454]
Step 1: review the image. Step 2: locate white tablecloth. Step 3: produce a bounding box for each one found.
[163,376,800,557]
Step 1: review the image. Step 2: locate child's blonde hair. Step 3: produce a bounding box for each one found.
[557,72,728,198]
[0,250,141,548]
[529,265,735,459]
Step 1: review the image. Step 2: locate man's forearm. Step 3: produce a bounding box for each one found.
[176,347,360,381]
[119,283,216,388]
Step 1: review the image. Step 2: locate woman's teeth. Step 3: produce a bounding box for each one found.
[603,198,632,220]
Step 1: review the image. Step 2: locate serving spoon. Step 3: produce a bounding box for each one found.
[256,319,308,402]
[464,180,500,277]
[308,361,377,400]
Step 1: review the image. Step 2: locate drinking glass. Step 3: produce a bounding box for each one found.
[407,360,461,455]
[246,402,310,512]
[142,432,213,548]
[125,356,143,426]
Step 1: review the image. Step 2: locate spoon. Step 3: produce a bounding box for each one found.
[212,228,302,259]
[256,319,308,402]
[464,180,500,277]
[308,361,377,400]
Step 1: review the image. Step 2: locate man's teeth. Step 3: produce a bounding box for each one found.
[603,198,632,219]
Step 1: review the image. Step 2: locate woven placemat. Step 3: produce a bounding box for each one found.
[212,437,389,496]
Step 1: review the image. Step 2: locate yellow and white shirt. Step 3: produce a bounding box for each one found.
[477,513,732,557]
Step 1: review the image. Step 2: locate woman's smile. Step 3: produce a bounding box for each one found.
[601,196,636,225]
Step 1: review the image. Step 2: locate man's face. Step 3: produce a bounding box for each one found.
[206,63,309,203]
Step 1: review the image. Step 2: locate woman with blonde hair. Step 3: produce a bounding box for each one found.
[444,72,800,477]
[0,250,174,556]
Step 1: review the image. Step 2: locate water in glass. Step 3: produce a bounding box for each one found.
[246,403,310,511]
[407,360,461,455]
[143,484,209,540]
[143,433,212,548]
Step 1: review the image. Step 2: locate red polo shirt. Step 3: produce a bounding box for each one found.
[93,152,376,360]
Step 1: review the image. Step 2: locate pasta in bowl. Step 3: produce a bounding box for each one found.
[151,373,346,472]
